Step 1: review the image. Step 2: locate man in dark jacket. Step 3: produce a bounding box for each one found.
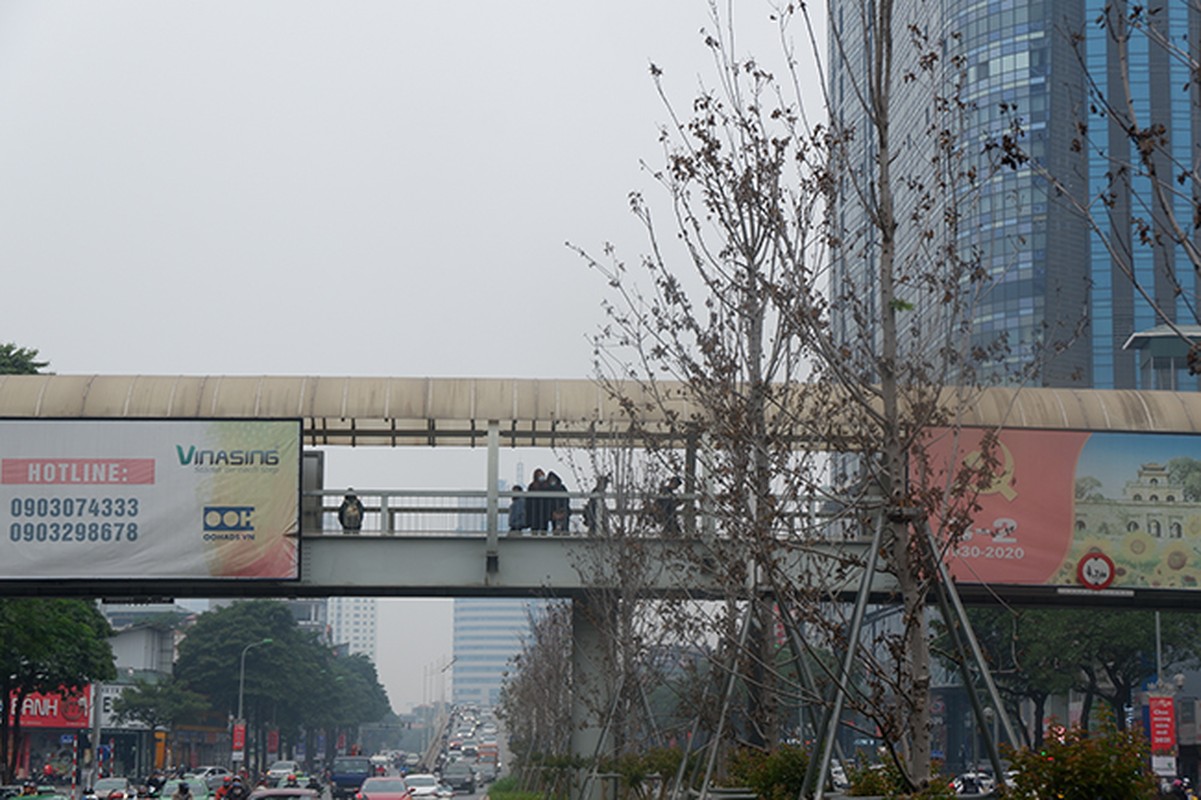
[527,469,548,533]
[338,489,364,534]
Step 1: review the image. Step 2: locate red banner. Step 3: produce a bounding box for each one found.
[7,687,90,729]
[231,723,246,760]
[1150,696,1177,752]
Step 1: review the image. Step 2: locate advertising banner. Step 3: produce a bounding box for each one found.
[232,723,246,762]
[927,428,1201,591]
[1150,696,1177,752]
[0,419,300,580]
[8,687,91,729]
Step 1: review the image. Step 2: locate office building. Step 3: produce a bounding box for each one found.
[452,597,541,707]
[449,475,544,707]
[828,0,1200,390]
[328,597,378,661]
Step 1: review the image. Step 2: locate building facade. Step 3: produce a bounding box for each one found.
[327,597,378,661]
[451,598,540,708]
[828,0,1200,390]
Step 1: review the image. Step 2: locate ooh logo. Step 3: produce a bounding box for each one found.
[203,506,255,532]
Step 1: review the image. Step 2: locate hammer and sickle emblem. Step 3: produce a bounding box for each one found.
[964,441,1017,501]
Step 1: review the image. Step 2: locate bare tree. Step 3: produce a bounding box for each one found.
[569,0,1055,791]
[991,1,1201,382]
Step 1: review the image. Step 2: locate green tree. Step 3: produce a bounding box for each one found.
[951,608,1077,749]
[0,599,116,782]
[0,342,48,375]
[1072,610,1201,731]
[113,676,209,731]
[175,600,388,770]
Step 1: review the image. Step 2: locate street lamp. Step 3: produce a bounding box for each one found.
[237,638,273,721]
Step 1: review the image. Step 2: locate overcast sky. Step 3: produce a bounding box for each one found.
[0,1,822,712]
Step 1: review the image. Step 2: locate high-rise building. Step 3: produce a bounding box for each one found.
[452,597,542,707]
[828,0,1200,390]
[328,597,378,661]
[449,477,544,707]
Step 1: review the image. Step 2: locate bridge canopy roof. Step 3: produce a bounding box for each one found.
[2,374,1201,446]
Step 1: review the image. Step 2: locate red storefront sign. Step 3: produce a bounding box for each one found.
[1150,696,1177,752]
[7,687,90,729]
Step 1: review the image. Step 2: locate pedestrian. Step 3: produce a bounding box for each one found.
[508,485,527,533]
[654,476,682,534]
[583,475,610,534]
[527,469,548,533]
[338,489,364,534]
[546,471,570,532]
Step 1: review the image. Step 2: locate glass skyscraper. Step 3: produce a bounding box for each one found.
[828,0,1200,390]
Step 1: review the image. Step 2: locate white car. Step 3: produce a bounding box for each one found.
[187,767,234,791]
[267,761,300,782]
[952,772,996,795]
[400,774,441,798]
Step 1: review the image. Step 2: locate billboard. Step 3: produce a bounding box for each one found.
[0,419,300,580]
[928,427,1201,592]
[8,687,91,729]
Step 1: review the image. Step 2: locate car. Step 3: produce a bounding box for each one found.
[438,764,474,795]
[158,780,211,800]
[475,761,498,784]
[184,769,233,792]
[86,777,136,800]
[951,772,996,795]
[355,778,410,800]
[248,789,320,800]
[266,763,300,783]
[397,775,439,799]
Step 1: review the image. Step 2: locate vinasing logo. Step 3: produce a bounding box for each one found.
[175,445,280,467]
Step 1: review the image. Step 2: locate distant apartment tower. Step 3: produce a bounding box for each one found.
[450,477,539,707]
[327,597,378,661]
[452,598,541,707]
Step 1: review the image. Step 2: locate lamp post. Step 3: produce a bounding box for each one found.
[238,639,272,721]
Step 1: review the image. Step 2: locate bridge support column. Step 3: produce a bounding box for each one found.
[572,594,615,800]
[486,421,499,574]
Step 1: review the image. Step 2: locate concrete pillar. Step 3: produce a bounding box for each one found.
[571,594,614,799]
[485,421,499,574]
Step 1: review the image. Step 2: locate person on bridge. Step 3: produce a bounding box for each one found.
[507,485,527,533]
[547,471,570,532]
[527,469,548,532]
[338,489,364,534]
[583,475,610,534]
[653,476,683,535]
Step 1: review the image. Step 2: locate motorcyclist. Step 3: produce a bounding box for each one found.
[283,774,301,789]
[225,777,249,800]
[169,783,191,800]
[21,781,38,796]
[145,771,166,797]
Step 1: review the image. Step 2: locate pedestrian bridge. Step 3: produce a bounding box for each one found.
[3,374,1201,603]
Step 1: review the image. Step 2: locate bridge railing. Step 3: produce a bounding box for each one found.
[306,488,841,538]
